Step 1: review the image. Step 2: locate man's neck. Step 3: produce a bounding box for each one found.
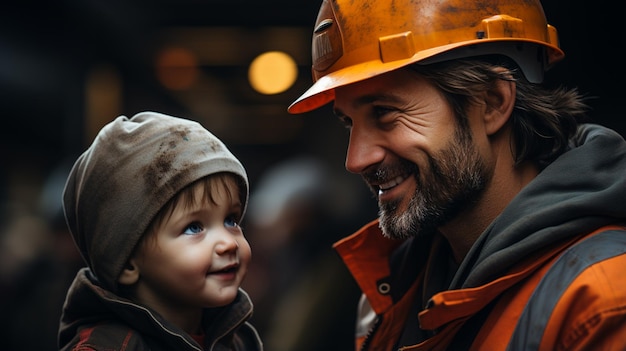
[440,159,539,263]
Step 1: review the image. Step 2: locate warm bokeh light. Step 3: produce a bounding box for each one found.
[155,47,199,90]
[248,51,297,95]
[85,64,122,144]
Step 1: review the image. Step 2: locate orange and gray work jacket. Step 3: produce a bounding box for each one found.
[334,125,626,351]
[335,220,626,351]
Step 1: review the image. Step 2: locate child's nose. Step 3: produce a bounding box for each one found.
[215,232,239,254]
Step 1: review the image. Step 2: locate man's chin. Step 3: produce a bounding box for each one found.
[378,211,413,240]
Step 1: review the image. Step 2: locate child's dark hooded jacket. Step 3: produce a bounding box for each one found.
[59,269,261,350]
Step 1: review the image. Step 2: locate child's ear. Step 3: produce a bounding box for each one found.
[118,259,140,285]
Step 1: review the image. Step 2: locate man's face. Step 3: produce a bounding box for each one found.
[333,68,491,239]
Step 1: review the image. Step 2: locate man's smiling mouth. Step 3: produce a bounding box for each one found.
[378,175,409,194]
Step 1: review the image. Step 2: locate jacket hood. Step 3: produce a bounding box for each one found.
[454,124,626,288]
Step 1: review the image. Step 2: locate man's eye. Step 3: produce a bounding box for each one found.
[373,105,394,119]
[182,222,204,235]
[336,114,352,129]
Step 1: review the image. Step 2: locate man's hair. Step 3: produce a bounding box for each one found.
[410,56,590,168]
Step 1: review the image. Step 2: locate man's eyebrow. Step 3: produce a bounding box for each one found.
[333,93,400,117]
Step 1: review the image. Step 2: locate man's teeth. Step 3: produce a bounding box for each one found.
[378,176,406,192]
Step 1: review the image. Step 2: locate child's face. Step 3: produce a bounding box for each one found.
[131,178,251,315]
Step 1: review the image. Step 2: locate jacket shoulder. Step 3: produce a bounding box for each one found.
[512,227,626,350]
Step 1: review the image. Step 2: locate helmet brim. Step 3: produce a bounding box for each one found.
[288,38,563,114]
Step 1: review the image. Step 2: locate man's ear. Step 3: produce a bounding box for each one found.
[118,259,140,285]
[483,73,516,136]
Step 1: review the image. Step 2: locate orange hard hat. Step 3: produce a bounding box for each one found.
[288,0,564,114]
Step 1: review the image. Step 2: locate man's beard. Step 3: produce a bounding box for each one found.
[368,126,490,240]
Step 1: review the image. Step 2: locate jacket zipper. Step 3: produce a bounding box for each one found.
[360,315,383,351]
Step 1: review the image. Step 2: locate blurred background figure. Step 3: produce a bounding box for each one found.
[0,160,84,351]
[242,156,376,351]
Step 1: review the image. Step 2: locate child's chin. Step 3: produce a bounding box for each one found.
[205,291,238,307]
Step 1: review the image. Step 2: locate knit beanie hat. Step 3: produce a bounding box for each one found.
[63,111,248,293]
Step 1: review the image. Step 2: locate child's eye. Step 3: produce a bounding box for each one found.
[224,216,240,229]
[182,222,204,235]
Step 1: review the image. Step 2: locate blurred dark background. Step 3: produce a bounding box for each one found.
[0,1,623,350]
